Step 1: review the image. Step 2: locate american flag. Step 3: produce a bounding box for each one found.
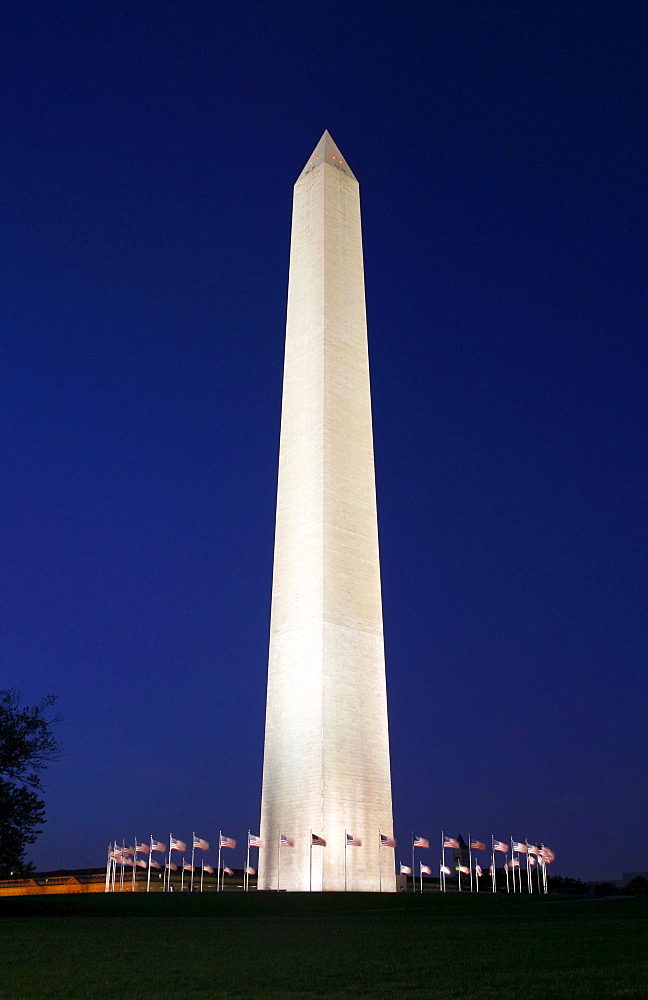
[493,840,509,853]
[475,865,483,877]
[170,837,186,853]
[528,856,536,867]
[400,864,412,875]
[166,862,178,870]
[459,865,470,875]
[245,866,256,875]
[413,835,429,848]
[346,833,361,846]
[183,862,194,872]
[504,863,509,872]
[420,864,432,875]
[280,834,294,847]
[380,834,396,847]
[135,840,149,854]
[489,865,494,875]
[203,864,214,874]
[136,858,147,868]
[248,833,263,848]
[151,840,166,853]
[440,865,451,875]
[512,841,527,853]
[219,834,236,849]
[193,835,210,851]
[540,846,555,862]
[443,836,459,849]
[311,833,326,846]
[511,858,520,867]
[470,839,486,851]
[150,859,162,869]
[223,866,234,876]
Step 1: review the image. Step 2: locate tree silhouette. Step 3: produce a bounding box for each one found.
[0,689,61,876]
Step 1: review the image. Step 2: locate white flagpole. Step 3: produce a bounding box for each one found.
[526,841,532,893]
[491,837,496,893]
[120,839,126,892]
[132,836,136,893]
[217,832,222,893]
[104,843,112,892]
[419,861,422,893]
[191,834,195,892]
[246,831,250,893]
[147,836,152,893]
[441,832,446,893]
[167,833,172,892]
[378,832,382,893]
[277,833,280,891]
[475,862,479,892]
[201,859,204,893]
[344,830,347,892]
[181,859,185,893]
[468,834,473,892]
[411,833,415,893]
[310,831,312,892]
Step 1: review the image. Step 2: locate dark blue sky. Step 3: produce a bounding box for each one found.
[2,1,646,882]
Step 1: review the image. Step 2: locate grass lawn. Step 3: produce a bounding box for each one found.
[0,891,646,999]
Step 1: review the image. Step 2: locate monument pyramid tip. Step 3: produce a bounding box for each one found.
[297,130,357,182]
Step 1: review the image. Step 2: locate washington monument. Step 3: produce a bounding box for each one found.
[258,132,395,892]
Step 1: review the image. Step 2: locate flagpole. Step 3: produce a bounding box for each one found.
[419,861,422,894]
[468,834,473,892]
[379,831,382,893]
[120,839,125,892]
[526,841,532,893]
[491,836,496,893]
[411,833,415,893]
[191,834,195,893]
[475,862,479,892]
[277,832,281,892]
[104,843,111,892]
[217,832,222,893]
[201,859,204,893]
[441,831,445,894]
[309,831,312,893]
[246,832,250,893]
[344,830,347,892]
